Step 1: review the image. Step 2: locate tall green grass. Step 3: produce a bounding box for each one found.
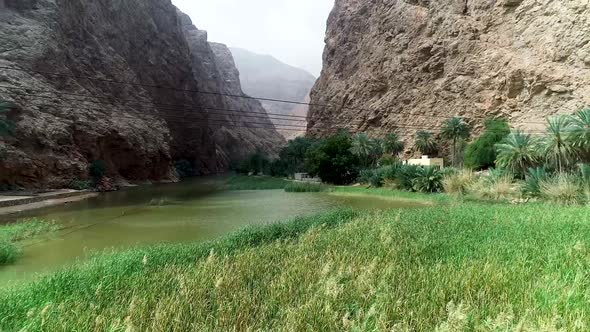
[0,240,18,265]
[0,218,59,242]
[0,218,58,265]
[3,204,590,330]
[284,182,323,192]
[224,175,290,190]
[329,186,449,204]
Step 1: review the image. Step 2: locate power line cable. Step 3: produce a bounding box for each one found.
[0,85,309,120]
[4,94,549,135]
[0,86,552,135]
[0,66,559,125]
[1,89,550,135]
[0,87,309,124]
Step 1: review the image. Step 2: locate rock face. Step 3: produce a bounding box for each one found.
[308,0,590,143]
[230,47,316,140]
[178,13,285,163]
[0,0,283,188]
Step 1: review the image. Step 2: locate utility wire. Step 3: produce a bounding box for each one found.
[0,86,551,135]
[0,85,309,120]
[0,88,550,134]
[0,87,309,124]
[0,66,558,125]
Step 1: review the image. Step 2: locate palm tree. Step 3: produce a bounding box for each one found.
[414,130,437,156]
[351,133,373,166]
[370,138,384,165]
[540,115,575,173]
[441,117,471,167]
[383,133,404,157]
[570,108,590,161]
[495,130,539,177]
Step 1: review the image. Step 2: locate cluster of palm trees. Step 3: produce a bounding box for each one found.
[350,116,472,168]
[496,109,590,176]
[350,132,405,167]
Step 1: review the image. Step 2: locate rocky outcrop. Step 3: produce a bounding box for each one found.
[179,13,285,163]
[0,0,283,189]
[230,47,316,140]
[308,0,590,144]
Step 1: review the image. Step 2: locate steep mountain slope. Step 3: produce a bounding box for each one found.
[0,0,283,188]
[308,0,590,143]
[230,47,316,139]
[178,14,285,163]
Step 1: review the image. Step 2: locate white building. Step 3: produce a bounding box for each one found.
[404,156,444,168]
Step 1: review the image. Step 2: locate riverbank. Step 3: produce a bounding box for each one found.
[1,199,589,330]
[0,190,98,217]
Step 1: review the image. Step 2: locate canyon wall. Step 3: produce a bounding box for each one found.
[0,0,283,188]
[178,13,285,163]
[230,47,316,140]
[308,0,590,144]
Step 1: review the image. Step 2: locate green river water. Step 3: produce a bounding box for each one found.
[0,177,421,284]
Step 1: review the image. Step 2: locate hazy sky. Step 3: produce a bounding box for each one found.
[172,0,334,77]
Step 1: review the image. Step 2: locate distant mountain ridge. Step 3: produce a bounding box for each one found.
[230,47,316,139]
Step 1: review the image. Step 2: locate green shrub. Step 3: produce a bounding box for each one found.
[579,164,590,187]
[522,167,548,198]
[396,165,420,191]
[540,174,583,205]
[464,119,510,170]
[412,167,443,193]
[224,176,288,190]
[68,179,92,190]
[305,130,360,184]
[469,171,519,201]
[269,159,288,177]
[175,160,194,179]
[0,240,18,265]
[357,169,374,185]
[89,160,106,183]
[284,182,322,193]
[579,164,590,203]
[233,152,271,175]
[369,170,385,188]
[381,164,400,180]
[277,137,317,176]
[377,155,399,167]
[443,170,477,196]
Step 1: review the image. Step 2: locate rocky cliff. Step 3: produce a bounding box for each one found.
[230,47,316,139]
[308,0,590,143]
[0,0,283,189]
[178,13,284,163]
